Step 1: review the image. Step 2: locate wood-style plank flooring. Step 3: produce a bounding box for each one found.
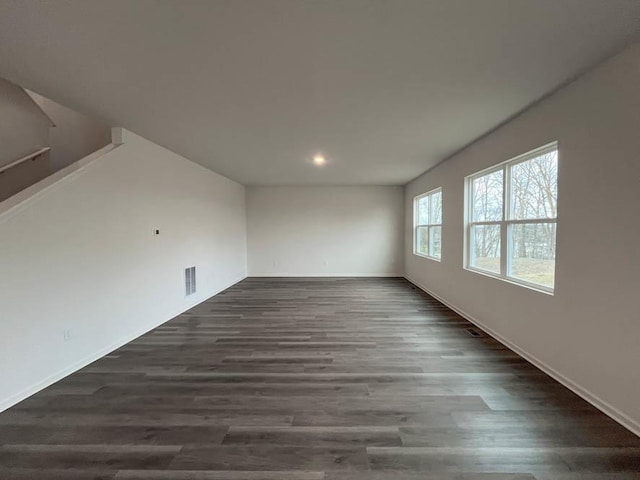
[1,277,639,479]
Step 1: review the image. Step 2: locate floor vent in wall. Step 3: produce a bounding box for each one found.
[185,266,196,296]
[466,327,483,337]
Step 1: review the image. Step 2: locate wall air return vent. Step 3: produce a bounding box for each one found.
[185,266,196,296]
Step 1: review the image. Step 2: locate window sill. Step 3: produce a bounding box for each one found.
[464,266,554,296]
[413,252,441,263]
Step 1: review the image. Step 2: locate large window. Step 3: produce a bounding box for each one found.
[466,143,558,292]
[414,188,442,260]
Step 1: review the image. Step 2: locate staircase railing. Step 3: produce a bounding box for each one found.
[0,147,51,175]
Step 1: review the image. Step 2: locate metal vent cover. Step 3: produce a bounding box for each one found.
[466,327,482,337]
[185,266,196,296]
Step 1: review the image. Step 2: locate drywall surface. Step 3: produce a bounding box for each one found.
[0,77,50,167]
[0,150,50,202]
[0,128,247,411]
[247,186,403,276]
[405,43,640,432]
[27,90,111,172]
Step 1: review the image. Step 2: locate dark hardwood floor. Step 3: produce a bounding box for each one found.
[1,277,639,479]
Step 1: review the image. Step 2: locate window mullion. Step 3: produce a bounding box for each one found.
[468,222,474,268]
[501,166,510,277]
[468,220,502,226]
[466,180,471,268]
[508,218,557,225]
[504,164,512,221]
[415,194,424,255]
[465,143,558,292]
[413,197,420,254]
[414,189,442,260]
[426,194,430,227]
[500,221,507,277]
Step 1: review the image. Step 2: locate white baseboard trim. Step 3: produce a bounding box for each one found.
[0,276,246,414]
[249,273,403,278]
[405,275,640,438]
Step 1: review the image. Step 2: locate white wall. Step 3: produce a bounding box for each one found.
[0,150,50,202]
[27,90,111,172]
[0,77,50,167]
[248,186,403,276]
[405,42,640,433]
[0,128,247,411]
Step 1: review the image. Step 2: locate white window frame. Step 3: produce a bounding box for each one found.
[413,187,442,261]
[464,142,558,294]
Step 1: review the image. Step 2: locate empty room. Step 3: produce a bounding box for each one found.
[1,1,640,478]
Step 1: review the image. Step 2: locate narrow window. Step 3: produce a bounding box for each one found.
[413,187,442,261]
[466,143,558,292]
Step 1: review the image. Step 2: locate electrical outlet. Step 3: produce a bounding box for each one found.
[63,329,72,341]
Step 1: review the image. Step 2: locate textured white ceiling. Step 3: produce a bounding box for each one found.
[0,0,639,185]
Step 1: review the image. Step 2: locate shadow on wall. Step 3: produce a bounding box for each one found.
[26,90,111,173]
[0,76,111,202]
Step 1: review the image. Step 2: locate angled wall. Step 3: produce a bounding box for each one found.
[0,77,50,168]
[404,42,640,433]
[26,90,112,173]
[0,128,247,411]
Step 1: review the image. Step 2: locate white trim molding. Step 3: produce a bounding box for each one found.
[405,275,640,438]
[249,274,404,278]
[413,187,443,261]
[464,142,558,294]
[0,276,246,414]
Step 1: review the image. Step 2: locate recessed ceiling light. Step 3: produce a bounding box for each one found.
[313,154,326,167]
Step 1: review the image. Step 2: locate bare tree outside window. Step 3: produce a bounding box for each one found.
[467,144,558,291]
[470,169,503,273]
[414,188,442,260]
